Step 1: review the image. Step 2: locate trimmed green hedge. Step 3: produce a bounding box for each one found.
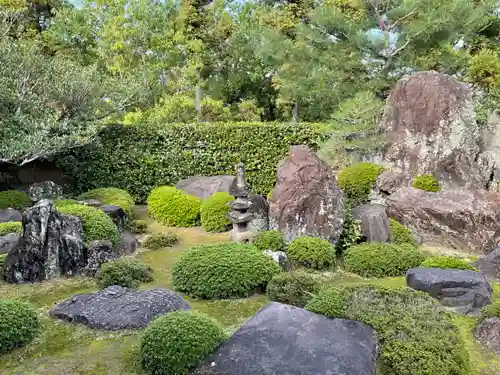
[0,190,31,210]
[412,174,440,192]
[420,256,479,271]
[143,232,179,250]
[129,219,148,234]
[57,122,330,202]
[337,162,384,204]
[0,221,21,236]
[389,218,417,247]
[148,186,201,227]
[254,230,286,251]
[267,271,320,308]
[78,187,135,217]
[286,236,335,270]
[200,192,233,233]
[96,258,153,289]
[0,299,39,354]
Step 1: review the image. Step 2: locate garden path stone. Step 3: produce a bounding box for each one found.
[49,285,190,330]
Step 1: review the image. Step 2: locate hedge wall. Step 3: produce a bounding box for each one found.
[58,122,329,202]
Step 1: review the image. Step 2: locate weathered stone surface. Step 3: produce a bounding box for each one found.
[269,146,345,244]
[120,231,139,255]
[49,285,190,330]
[176,175,236,200]
[263,250,292,271]
[375,171,410,196]
[473,246,500,279]
[28,181,63,202]
[193,302,378,375]
[380,71,492,189]
[249,194,269,233]
[406,268,492,315]
[387,187,500,254]
[83,240,117,276]
[99,205,126,231]
[352,204,391,243]
[3,200,86,283]
[474,317,500,355]
[0,208,22,223]
[0,233,20,255]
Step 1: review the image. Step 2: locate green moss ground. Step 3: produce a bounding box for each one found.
[0,206,499,374]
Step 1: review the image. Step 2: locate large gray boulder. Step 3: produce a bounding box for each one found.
[0,232,20,255]
[100,204,126,231]
[176,175,236,200]
[119,231,139,255]
[0,208,22,223]
[352,204,391,243]
[193,302,378,375]
[406,267,492,315]
[49,285,190,330]
[3,200,86,283]
[472,246,500,279]
[82,240,118,276]
[269,146,345,244]
[248,194,270,233]
[28,181,63,202]
[474,317,500,355]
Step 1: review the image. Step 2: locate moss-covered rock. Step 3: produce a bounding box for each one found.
[79,187,135,217]
[412,174,440,192]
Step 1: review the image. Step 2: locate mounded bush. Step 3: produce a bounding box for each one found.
[0,299,39,354]
[129,219,148,234]
[200,192,233,233]
[96,258,153,289]
[172,243,282,299]
[254,230,285,251]
[0,190,31,210]
[286,236,335,270]
[0,221,21,236]
[55,202,119,246]
[421,256,479,271]
[78,187,135,217]
[147,186,201,227]
[143,232,179,250]
[267,271,320,307]
[306,285,471,375]
[344,243,425,278]
[140,311,225,375]
[412,174,441,192]
[0,254,5,271]
[482,299,500,318]
[337,162,384,203]
[389,218,417,247]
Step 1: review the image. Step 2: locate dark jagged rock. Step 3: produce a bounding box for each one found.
[28,181,63,202]
[474,317,500,355]
[119,231,139,255]
[176,175,237,200]
[352,204,391,243]
[99,205,126,231]
[83,240,117,276]
[0,208,22,223]
[248,194,269,232]
[49,285,191,330]
[0,233,20,255]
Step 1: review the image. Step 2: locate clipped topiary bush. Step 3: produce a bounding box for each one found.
[0,221,21,236]
[286,236,335,270]
[143,232,179,250]
[200,192,233,233]
[0,299,39,354]
[172,243,281,299]
[56,202,119,246]
[337,162,384,203]
[254,230,286,251]
[344,243,425,278]
[389,218,417,247]
[0,190,31,210]
[147,186,201,227]
[78,187,135,217]
[140,310,225,375]
[420,256,479,271]
[129,219,148,234]
[412,174,440,192]
[267,271,320,307]
[306,285,471,375]
[96,258,153,289]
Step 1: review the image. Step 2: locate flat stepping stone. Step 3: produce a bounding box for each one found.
[193,302,378,375]
[49,285,190,330]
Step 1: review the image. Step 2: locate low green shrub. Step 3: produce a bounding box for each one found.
[143,232,179,250]
[337,163,384,204]
[147,186,201,227]
[56,202,119,246]
[389,218,417,247]
[344,243,425,278]
[267,272,320,307]
[172,243,281,299]
[129,219,148,234]
[306,285,471,375]
[0,221,21,236]
[0,190,31,210]
[412,174,440,192]
[140,311,225,375]
[254,230,286,251]
[0,254,5,271]
[78,187,135,217]
[96,258,153,289]
[54,199,81,208]
[0,299,39,354]
[420,256,479,271]
[200,192,233,233]
[286,236,335,270]
[482,299,500,318]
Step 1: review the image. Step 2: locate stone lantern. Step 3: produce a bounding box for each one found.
[227,162,253,243]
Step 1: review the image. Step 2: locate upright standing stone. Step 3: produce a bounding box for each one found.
[28,181,63,202]
[352,204,391,243]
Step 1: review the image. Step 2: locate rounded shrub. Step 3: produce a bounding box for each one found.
[147,186,201,227]
[337,162,384,203]
[172,243,282,299]
[78,187,135,217]
[389,218,417,247]
[254,230,285,251]
[412,174,440,192]
[0,190,31,210]
[129,219,148,234]
[267,271,320,307]
[0,221,21,236]
[200,192,233,233]
[96,258,153,289]
[143,232,179,250]
[0,299,39,354]
[56,202,119,246]
[140,311,225,375]
[344,243,425,278]
[286,236,335,270]
[420,255,479,271]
